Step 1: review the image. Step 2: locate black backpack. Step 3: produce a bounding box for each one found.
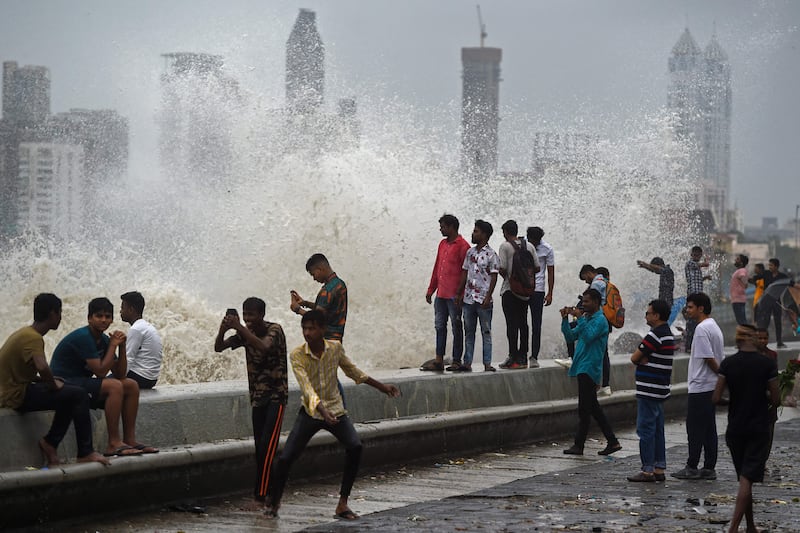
[508,238,537,297]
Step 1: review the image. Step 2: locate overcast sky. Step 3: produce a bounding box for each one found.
[1,0,798,226]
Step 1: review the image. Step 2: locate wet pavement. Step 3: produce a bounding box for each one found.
[48,407,800,532]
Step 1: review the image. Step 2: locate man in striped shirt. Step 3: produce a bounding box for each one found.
[628,299,676,482]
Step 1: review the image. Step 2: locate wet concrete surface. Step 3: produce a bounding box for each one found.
[41,407,800,533]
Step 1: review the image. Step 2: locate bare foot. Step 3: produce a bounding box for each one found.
[38,438,60,467]
[334,507,359,520]
[263,503,279,519]
[77,451,111,466]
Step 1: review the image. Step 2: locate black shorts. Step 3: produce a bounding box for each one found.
[726,432,771,483]
[63,376,106,409]
[127,370,157,390]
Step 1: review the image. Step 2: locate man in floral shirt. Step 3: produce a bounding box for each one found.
[456,220,500,372]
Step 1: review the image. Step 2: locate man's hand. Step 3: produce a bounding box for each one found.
[290,290,304,312]
[221,314,241,331]
[425,293,432,305]
[49,377,64,391]
[544,293,553,306]
[318,405,339,426]
[480,297,492,309]
[382,384,401,398]
[109,330,127,347]
[637,260,645,268]
[560,306,571,318]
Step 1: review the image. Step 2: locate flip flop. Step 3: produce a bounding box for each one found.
[133,444,159,454]
[333,510,359,520]
[103,445,144,457]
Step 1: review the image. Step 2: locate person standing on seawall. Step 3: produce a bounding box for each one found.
[498,220,539,369]
[420,214,470,372]
[671,292,724,481]
[637,257,676,323]
[683,246,711,352]
[729,254,749,326]
[456,219,500,372]
[560,288,621,457]
[526,226,555,369]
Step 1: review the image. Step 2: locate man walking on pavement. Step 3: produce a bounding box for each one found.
[498,220,539,369]
[730,254,749,326]
[420,214,471,372]
[560,288,621,456]
[526,226,555,369]
[672,292,724,481]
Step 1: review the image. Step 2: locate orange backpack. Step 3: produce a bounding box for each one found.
[603,280,625,328]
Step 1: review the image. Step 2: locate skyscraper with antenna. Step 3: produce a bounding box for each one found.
[460,5,502,179]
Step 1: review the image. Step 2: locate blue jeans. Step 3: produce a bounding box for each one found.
[636,397,666,472]
[434,297,464,361]
[528,291,545,360]
[463,301,493,367]
[732,302,747,325]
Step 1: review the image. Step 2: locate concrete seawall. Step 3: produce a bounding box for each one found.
[1,348,797,528]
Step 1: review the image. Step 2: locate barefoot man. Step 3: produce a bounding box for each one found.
[0,293,108,466]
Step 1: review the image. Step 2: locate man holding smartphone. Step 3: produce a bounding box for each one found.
[215,298,287,512]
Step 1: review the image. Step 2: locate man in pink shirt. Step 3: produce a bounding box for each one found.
[730,254,749,325]
[421,214,471,372]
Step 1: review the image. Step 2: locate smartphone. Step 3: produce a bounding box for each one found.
[226,308,238,317]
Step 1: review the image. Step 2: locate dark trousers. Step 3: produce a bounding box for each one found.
[772,304,783,344]
[528,291,545,360]
[602,322,612,388]
[502,291,529,362]
[574,373,617,449]
[269,408,363,507]
[18,382,94,458]
[252,402,285,501]
[685,391,717,470]
[731,303,747,325]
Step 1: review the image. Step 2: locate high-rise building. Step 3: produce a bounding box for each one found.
[2,61,50,124]
[667,28,732,230]
[48,109,128,184]
[460,46,502,179]
[159,52,239,184]
[286,8,324,114]
[15,142,85,237]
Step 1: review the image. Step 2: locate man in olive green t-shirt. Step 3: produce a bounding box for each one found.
[0,293,108,466]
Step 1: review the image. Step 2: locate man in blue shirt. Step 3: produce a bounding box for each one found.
[50,297,157,457]
[560,288,621,456]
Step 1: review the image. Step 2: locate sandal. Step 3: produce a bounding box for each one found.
[445,362,463,371]
[419,359,444,371]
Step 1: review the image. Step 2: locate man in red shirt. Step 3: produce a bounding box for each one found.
[421,214,471,372]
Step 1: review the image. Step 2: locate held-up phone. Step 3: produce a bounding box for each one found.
[226,308,238,317]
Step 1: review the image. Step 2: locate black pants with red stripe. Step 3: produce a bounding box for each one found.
[252,401,285,501]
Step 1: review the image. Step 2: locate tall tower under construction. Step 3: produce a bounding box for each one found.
[286,8,324,114]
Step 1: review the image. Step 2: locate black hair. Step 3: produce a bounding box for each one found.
[242,297,266,315]
[596,266,610,279]
[88,297,113,317]
[648,299,670,321]
[650,257,665,266]
[526,226,544,242]
[305,253,329,271]
[120,291,145,315]
[754,263,765,272]
[769,257,780,268]
[33,293,62,322]
[474,219,493,238]
[439,214,459,231]
[583,288,602,305]
[579,264,596,279]
[686,292,712,315]
[738,254,749,267]
[301,309,326,327]
[501,220,518,235]
[691,245,703,255]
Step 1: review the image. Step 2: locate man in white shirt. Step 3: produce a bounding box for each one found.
[671,291,724,481]
[526,226,555,368]
[120,292,163,389]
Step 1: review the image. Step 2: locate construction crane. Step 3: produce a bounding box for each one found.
[476,4,487,47]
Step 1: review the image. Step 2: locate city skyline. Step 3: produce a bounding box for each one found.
[1,0,797,226]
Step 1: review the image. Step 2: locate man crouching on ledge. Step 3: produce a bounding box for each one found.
[265,309,401,520]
